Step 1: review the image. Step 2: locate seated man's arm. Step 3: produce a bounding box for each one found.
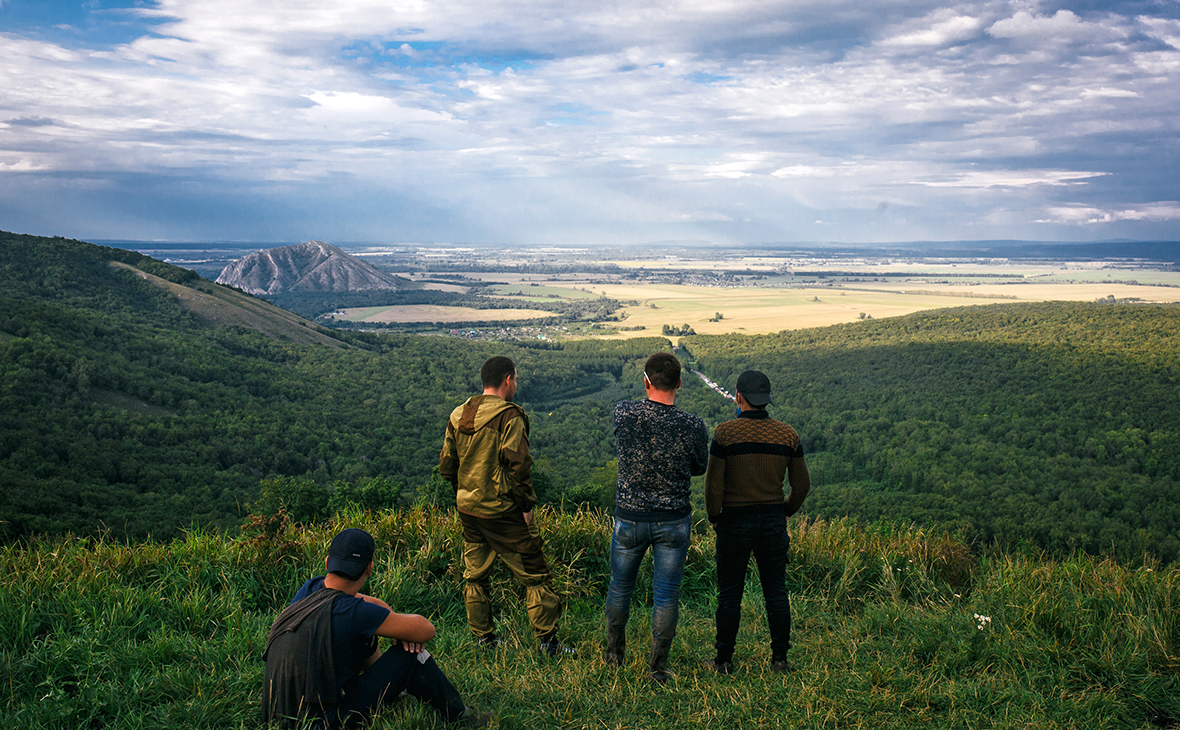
[359,593,437,644]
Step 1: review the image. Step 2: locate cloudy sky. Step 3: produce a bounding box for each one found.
[1,0,1178,245]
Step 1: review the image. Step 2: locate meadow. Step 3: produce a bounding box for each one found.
[2,508,1175,729]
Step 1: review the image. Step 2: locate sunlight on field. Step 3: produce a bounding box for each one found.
[597,281,1180,338]
[336,305,544,323]
[365,265,1180,338]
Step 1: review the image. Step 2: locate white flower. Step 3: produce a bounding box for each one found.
[974,613,992,630]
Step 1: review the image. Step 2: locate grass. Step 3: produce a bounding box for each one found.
[1,509,1176,729]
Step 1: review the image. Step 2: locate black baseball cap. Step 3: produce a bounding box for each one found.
[736,370,773,406]
[327,528,375,577]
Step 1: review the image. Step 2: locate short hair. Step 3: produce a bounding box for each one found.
[644,352,681,391]
[481,356,517,389]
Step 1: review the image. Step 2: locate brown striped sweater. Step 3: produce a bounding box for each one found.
[704,409,811,523]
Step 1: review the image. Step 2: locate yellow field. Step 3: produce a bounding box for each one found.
[354,264,1180,337]
[592,280,1179,338]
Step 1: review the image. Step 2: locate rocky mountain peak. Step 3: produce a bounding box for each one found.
[215,241,400,296]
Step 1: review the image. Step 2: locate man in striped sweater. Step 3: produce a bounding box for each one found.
[702,370,811,674]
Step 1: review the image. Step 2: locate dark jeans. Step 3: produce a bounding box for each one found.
[604,514,692,642]
[331,644,466,729]
[713,512,791,662]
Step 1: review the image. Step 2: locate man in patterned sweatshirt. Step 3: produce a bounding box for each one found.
[606,351,709,683]
[702,369,811,674]
[440,356,572,656]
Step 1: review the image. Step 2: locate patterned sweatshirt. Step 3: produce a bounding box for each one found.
[613,399,709,521]
[704,409,811,523]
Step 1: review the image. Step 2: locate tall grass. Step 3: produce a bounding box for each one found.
[1,510,1175,729]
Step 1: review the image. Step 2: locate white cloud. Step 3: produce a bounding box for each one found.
[0,1,1177,242]
[989,10,1089,41]
[881,11,984,48]
[919,170,1107,188]
[1139,17,1180,51]
[1041,202,1180,225]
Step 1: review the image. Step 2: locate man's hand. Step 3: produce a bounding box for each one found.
[523,510,534,525]
[399,641,426,653]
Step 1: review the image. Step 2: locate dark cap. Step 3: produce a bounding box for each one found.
[327,528,375,577]
[736,370,773,406]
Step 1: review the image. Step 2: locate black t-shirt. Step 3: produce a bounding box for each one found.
[291,577,390,689]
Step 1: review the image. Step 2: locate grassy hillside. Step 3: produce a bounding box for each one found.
[1,509,1175,729]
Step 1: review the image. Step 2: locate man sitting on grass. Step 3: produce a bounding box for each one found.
[262,527,491,728]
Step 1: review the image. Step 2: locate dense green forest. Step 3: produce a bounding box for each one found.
[678,303,1180,561]
[3,230,1179,563]
[0,232,650,539]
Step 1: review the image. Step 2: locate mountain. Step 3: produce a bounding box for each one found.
[215,240,401,295]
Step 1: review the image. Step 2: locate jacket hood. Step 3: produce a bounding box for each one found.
[453,394,519,435]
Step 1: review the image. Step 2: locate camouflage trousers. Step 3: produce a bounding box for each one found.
[459,510,562,640]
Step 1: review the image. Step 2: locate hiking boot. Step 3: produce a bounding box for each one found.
[771,659,793,674]
[648,637,674,685]
[459,706,495,727]
[604,626,625,666]
[476,633,499,649]
[540,638,577,657]
[701,658,734,674]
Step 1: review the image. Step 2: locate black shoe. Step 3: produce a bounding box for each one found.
[540,638,577,657]
[476,633,499,649]
[459,706,495,727]
[771,659,793,674]
[701,658,734,674]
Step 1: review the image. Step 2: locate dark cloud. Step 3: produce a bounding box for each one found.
[5,116,59,127]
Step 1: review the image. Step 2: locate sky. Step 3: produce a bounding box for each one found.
[1,0,1178,246]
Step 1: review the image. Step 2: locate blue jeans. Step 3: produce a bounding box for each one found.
[713,512,792,662]
[604,514,692,642]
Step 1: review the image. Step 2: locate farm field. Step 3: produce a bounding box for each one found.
[310,251,1180,335]
[453,267,1180,337]
[335,304,545,323]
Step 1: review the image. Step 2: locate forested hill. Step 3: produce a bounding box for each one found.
[3,230,1180,563]
[0,232,653,540]
[678,302,1180,561]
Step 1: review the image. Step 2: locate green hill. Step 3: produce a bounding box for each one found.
[3,230,1180,564]
[678,302,1180,562]
[0,232,651,539]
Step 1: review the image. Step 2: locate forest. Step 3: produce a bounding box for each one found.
[2,230,1179,563]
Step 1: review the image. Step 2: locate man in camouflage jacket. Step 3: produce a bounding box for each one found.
[440,356,572,656]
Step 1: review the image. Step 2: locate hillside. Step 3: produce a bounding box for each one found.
[679,303,1180,561]
[0,231,653,539]
[215,240,402,295]
[3,229,1180,564]
[1,511,1176,729]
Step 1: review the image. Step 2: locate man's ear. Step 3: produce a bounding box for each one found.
[363,561,374,579]
[324,555,331,571]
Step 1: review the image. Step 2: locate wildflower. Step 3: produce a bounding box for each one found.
[974,613,992,630]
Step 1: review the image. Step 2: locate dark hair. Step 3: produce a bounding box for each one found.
[644,352,681,391]
[481,356,517,389]
[328,569,363,582]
